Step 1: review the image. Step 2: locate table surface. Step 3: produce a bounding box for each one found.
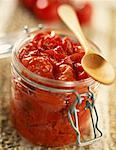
[0,1,116,150]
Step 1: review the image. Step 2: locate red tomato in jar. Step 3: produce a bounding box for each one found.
[56,64,76,81]
[22,56,54,79]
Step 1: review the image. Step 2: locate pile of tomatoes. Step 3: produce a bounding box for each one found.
[19,31,89,81]
[21,0,93,25]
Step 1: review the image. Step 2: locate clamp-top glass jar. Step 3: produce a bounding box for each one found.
[11,26,102,148]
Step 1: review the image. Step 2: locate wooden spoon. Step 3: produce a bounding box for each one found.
[58,4,115,84]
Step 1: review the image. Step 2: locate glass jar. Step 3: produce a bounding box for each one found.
[11,27,102,148]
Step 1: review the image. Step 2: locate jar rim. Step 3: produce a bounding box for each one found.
[12,29,100,88]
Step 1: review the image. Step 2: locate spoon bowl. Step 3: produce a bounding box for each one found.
[82,53,115,84]
[58,4,115,84]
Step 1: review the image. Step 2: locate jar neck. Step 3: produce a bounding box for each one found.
[12,29,100,91]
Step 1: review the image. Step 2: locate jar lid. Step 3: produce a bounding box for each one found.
[0,25,47,59]
[0,30,27,59]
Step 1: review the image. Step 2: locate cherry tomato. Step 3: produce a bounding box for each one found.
[33,0,59,21]
[70,51,85,63]
[45,49,65,61]
[22,56,54,78]
[76,2,92,25]
[56,64,75,81]
[62,37,74,55]
[33,0,69,22]
[74,63,84,73]
[73,42,84,53]
[33,33,44,41]
[77,71,89,80]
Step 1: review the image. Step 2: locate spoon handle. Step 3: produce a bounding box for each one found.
[58,4,90,52]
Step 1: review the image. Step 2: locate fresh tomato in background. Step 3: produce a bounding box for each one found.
[21,0,93,25]
[33,0,69,22]
[75,2,93,25]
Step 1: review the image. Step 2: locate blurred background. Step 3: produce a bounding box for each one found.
[0,0,116,149]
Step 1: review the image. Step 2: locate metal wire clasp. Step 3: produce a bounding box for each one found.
[23,24,45,36]
[68,87,102,146]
